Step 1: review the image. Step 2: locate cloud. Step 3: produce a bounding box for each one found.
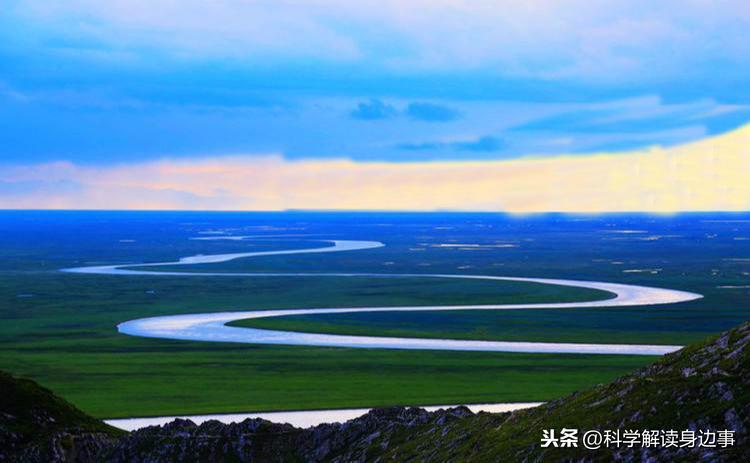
[352,100,461,123]
[398,136,505,153]
[511,99,750,134]
[504,97,750,153]
[396,142,439,151]
[455,136,505,152]
[2,124,749,212]
[8,0,750,86]
[406,102,460,122]
[350,99,397,120]
[3,86,746,164]
[14,0,362,63]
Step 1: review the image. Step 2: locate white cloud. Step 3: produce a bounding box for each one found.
[17,0,362,62]
[2,123,749,212]
[12,0,750,82]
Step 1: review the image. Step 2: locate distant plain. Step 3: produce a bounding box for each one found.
[1,211,748,418]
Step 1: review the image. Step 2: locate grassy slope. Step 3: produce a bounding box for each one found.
[351,322,750,461]
[0,370,122,459]
[0,371,119,435]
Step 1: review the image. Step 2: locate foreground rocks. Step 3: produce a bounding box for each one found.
[107,407,472,463]
[2,321,749,462]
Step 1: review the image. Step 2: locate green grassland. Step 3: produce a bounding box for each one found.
[230,294,738,345]
[1,272,646,418]
[1,211,748,419]
[1,341,653,419]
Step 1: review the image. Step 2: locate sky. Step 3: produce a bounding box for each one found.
[1,0,750,211]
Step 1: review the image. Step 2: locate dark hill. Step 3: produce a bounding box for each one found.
[0,371,122,462]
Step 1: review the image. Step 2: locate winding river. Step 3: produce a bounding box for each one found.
[63,239,702,356]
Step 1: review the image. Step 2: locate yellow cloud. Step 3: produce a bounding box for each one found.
[2,124,750,212]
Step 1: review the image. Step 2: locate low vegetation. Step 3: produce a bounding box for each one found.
[2,321,748,462]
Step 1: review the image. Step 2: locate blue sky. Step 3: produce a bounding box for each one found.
[1,0,750,165]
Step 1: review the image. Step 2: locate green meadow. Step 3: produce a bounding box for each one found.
[1,211,748,418]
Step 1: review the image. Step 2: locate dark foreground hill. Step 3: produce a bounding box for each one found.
[0,371,122,462]
[2,322,749,462]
